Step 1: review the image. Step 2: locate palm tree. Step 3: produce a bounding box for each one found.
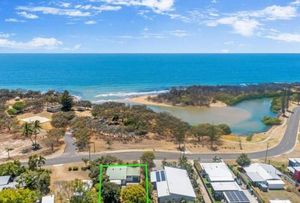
[22,122,33,145]
[32,120,42,149]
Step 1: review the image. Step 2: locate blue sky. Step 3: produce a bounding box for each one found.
[1,0,300,53]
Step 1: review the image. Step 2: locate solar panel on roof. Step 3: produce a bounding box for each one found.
[160,171,166,181]
[223,191,250,203]
[156,171,161,182]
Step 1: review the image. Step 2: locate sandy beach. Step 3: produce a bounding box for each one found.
[129,95,227,108]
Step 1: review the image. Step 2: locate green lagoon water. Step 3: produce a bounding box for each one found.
[149,98,276,135]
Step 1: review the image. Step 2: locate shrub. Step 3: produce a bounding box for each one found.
[7,108,17,115]
[262,116,281,125]
[72,166,79,171]
[12,101,25,111]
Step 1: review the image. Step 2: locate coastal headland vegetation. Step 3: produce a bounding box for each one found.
[148,83,300,112]
[0,82,299,160]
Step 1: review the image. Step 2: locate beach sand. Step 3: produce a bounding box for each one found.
[129,95,227,108]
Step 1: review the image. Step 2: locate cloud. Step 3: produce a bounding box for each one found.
[17,11,39,19]
[0,37,62,49]
[205,3,298,38]
[266,33,300,42]
[5,18,25,23]
[169,30,189,37]
[238,5,297,20]
[100,0,175,13]
[207,17,260,37]
[85,20,97,24]
[16,6,91,17]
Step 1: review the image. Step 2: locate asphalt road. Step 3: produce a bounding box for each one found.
[45,107,300,166]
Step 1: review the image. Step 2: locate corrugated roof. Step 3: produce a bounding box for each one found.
[126,167,140,176]
[106,166,127,180]
[211,182,241,191]
[200,162,235,182]
[244,163,281,182]
[157,181,170,197]
[164,166,196,198]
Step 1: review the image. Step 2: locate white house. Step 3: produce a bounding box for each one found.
[151,166,196,203]
[244,163,284,190]
[200,162,235,182]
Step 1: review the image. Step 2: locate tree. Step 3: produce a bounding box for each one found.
[191,124,209,142]
[74,127,91,151]
[68,180,98,203]
[207,125,221,150]
[18,169,50,195]
[28,154,46,170]
[121,185,146,203]
[217,124,231,135]
[32,120,42,150]
[102,182,121,203]
[51,112,75,128]
[46,128,65,152]
[61,90,73,112]
[236,153,251,167]
[0,188,38,203]
[22,122,34,145]
[140,151,155,169]
[173,122,189,150]
[281,92,286,116]
[0,160,25,177]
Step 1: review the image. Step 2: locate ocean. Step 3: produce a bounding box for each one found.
[1,54,300,101]
[0,54,298,134]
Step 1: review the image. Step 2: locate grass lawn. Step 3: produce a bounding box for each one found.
[257,189,300,203]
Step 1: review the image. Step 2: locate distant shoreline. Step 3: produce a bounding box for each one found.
[129,95,227,108]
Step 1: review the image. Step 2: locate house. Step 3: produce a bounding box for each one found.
[200,162,251,203]
[106,166,140,185]
[41,195,55,203]
[287,158,300,182]
[150,166,196,203]
[200,162,235,182]
[0,176,17,191]
[244,163,284,190]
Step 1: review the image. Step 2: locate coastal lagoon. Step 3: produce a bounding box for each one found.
[149,99,276,135]
[0,54,295,135]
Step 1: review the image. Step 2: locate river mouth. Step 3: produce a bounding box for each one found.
[147,98,276,135]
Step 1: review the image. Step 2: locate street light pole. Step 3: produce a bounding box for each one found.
[265,142,269,163]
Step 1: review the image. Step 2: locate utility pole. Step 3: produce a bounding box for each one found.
[265,142,269,163]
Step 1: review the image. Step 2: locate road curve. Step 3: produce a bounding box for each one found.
[45,107,300,165]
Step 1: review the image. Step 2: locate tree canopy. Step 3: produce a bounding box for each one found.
[121,185,147,203]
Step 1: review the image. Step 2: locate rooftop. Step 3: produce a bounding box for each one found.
[0,176,10,186]
[200,162,235,182]
[211,182,241,192]
[288,158,300,164]
[151,166,196,198]
[244,163,282,182]
[106,166,140,181]
[223,191,250,203]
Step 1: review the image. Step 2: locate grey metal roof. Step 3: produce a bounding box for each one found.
[0,176,10,186]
